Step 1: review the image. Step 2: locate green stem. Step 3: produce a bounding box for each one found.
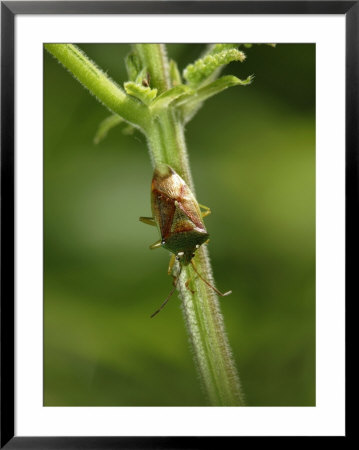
[135,44,243,406]
[45,42,244,406]
[44,44,151,130]
[135,44,171,94]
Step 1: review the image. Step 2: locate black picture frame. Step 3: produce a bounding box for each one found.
[1,1,354,447]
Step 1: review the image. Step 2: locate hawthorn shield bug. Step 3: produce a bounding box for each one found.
[140,164,231,317]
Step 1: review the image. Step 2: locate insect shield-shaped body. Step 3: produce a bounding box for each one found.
[140,164,231,317]
[151,164,209,265]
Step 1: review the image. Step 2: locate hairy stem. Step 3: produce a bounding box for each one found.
[135,44,171,94]
[44,44,151,130]
[135,44,243,406]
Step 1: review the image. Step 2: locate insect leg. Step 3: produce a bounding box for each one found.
[167,254,176,276]
[198,203,211,218]
[139,216,157,227]
[150,265,183,318]
[191,260,232,297]
[149,239,162,249]
[150,286,175,318]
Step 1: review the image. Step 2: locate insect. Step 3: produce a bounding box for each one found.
[140,163,231,317]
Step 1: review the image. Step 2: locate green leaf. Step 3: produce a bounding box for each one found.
[169,59,182,86]
[94,114,124,144]
[150,85,193,111]
[124,81,157,106]
[183,48,246,86]
[125,52,142,81]
[199,73,253,94]
[178,75,253,123]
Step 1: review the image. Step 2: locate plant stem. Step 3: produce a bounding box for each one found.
[136,44,243,406]
[135,44,171,94]
[44,44,151,130]
[45,42,244,406]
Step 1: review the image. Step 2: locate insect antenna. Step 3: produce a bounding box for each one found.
[191,260,232,297]
[150,265,182,318]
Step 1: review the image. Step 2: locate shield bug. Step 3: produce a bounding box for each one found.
[140,163,231,317]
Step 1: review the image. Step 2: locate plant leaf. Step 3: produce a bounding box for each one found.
[177,75,253,122]
[124,81,157,106]
[183,48,246,86]
[150,85,193,111]
[169,59,182,86]
[94,114,124,144]
[125,51,142,81]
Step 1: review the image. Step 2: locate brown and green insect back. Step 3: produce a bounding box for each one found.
[140,163,231,317]
[152,164,209,264]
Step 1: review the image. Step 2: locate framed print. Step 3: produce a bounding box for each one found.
[1,1,354,446]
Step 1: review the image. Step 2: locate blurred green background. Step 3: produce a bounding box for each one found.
[44,44,315,406]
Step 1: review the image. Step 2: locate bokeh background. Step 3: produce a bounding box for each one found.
[44,44,315,406]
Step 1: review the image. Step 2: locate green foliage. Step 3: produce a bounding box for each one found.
[46,43,252,142]
[150,85,193,111]
[178,75,254,122]
[207,43,239,54]
[125,51,142,81]
[123,81,158,106]
[78,43,253,145]
[169,59,182,86]
[183,47,246,86]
